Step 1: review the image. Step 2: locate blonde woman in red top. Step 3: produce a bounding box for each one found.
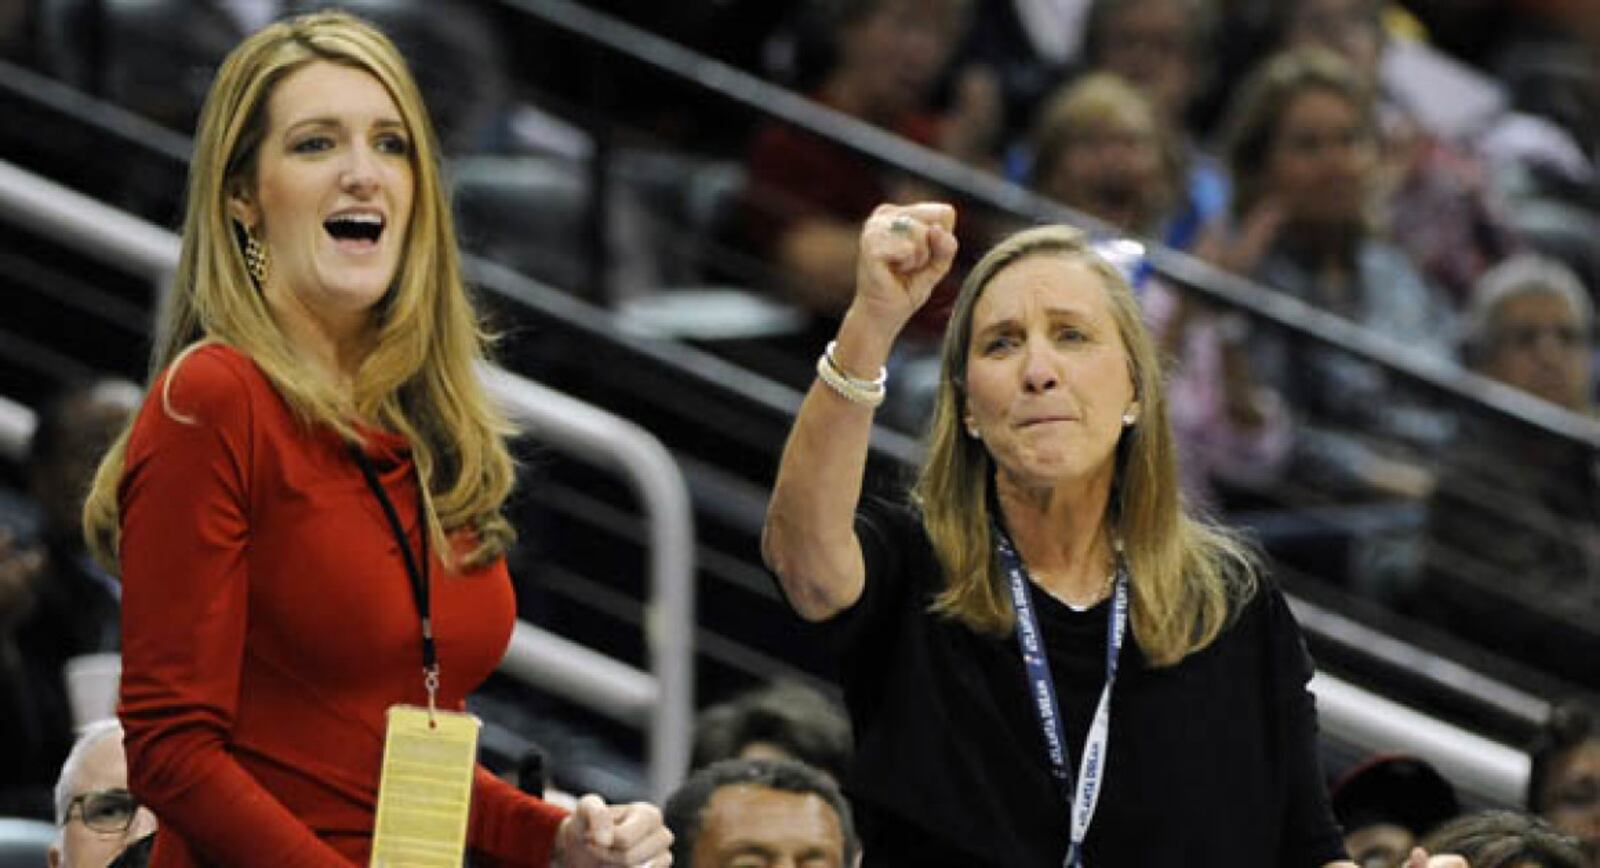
[81,12,671,867]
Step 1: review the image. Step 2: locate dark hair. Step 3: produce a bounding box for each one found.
[1331,754,1460,836]
[1529,701,1599,813]
[1419,811,1587,868]
[664,758,859,866]
[691,681,853,781]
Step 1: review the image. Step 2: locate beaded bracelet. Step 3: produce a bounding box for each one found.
[815,340,887,407]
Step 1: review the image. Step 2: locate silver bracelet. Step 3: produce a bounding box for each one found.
[815,340,887,407]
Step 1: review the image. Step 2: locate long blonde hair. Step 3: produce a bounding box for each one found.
[914,225,1257,666]
[84,11,515,572]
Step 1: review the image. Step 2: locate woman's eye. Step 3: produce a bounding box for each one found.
[983,336,1017,354]
[1056,327,1086,343]
[291,136,334,154]
[376,134,411,156]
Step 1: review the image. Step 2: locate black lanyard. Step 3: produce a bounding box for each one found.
[350,445,439,707]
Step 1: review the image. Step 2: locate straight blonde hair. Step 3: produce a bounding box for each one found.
[84,11,515,572]
[914,225,1258,666]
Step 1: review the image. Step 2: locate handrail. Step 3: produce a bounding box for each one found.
[0,155,1537,806]
[493,0,1600,449]
[1314,672,1529,805]
[0,158,179,288]
[0,156,694,800]
[481,366,695,800]
[0,393,36,463]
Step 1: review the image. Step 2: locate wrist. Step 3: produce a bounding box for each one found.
[553,816,574,865]
[834,306,900,377]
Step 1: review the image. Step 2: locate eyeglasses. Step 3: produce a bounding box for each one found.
[64,788,141,833]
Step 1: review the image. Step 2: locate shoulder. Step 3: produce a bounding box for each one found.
[139,343,269,434]
[1225,575,1314,669]
[160,343,264,398]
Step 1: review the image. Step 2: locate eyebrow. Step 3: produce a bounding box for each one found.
[974,307,1092,338]
[282,116,407,138]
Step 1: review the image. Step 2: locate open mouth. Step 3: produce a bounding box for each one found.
[323,212,385,246]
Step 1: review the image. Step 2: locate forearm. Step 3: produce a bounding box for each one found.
[122,716,348,865]
[763,307,898,620]
[468,768,567,867]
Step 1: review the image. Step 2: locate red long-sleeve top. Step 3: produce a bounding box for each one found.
[117,344,566,866]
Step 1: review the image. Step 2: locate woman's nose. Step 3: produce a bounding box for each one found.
[1021,344,1060,393]
[340,146,380,195]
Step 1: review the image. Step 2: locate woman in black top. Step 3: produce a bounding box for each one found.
[761,204,1464,867]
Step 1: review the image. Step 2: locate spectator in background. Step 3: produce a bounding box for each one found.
[1031,73,1180,240]
[1081,0,1229,249]
[1528,703,1600,864]
[1083,0,1202,137]
[0,379,137,820]
[664,758,857,868]
[1418,256,1600,688]
[741,0,999,326]
[1330,754,1461,868]
[1419,811,1587,868]
[955,0,1094,146]
[1460,256,1595,413]
[48,720,158,868]
[1219,47,1453,500]
[1277,0,1520,307]
[691,680,853,782]
[1029,72,1291,507]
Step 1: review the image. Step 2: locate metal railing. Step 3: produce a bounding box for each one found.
[0,157,695,799]
[497,0,1600,449]
[0,152,1541,805]
[482,367,694,799]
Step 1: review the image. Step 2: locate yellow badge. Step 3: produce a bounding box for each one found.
[370,705,481,867]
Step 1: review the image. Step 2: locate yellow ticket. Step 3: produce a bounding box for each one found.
[370,705,480,868]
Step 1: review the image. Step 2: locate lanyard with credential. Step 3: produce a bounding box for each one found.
[350,445,440,715]
[353,447,482,863]
[993,523,1129,868]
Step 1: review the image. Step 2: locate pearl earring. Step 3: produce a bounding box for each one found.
[1121,411,1137,427]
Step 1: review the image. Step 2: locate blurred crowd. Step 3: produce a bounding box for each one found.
[1,0,1599,863]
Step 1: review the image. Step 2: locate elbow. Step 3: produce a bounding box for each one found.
[120,705,229,811]
[761,519,842,623]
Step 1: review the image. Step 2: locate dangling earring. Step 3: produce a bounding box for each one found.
[244,229,269,286]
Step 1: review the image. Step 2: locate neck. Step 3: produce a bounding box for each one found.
[995,469,1116,606]
[266,290,373,401]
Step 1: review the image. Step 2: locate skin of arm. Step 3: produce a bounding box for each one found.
[762,202,959,621]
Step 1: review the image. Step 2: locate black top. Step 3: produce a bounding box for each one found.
[807,497,1346,867]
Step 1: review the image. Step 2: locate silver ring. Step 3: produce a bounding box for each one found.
[888,215,913,235]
